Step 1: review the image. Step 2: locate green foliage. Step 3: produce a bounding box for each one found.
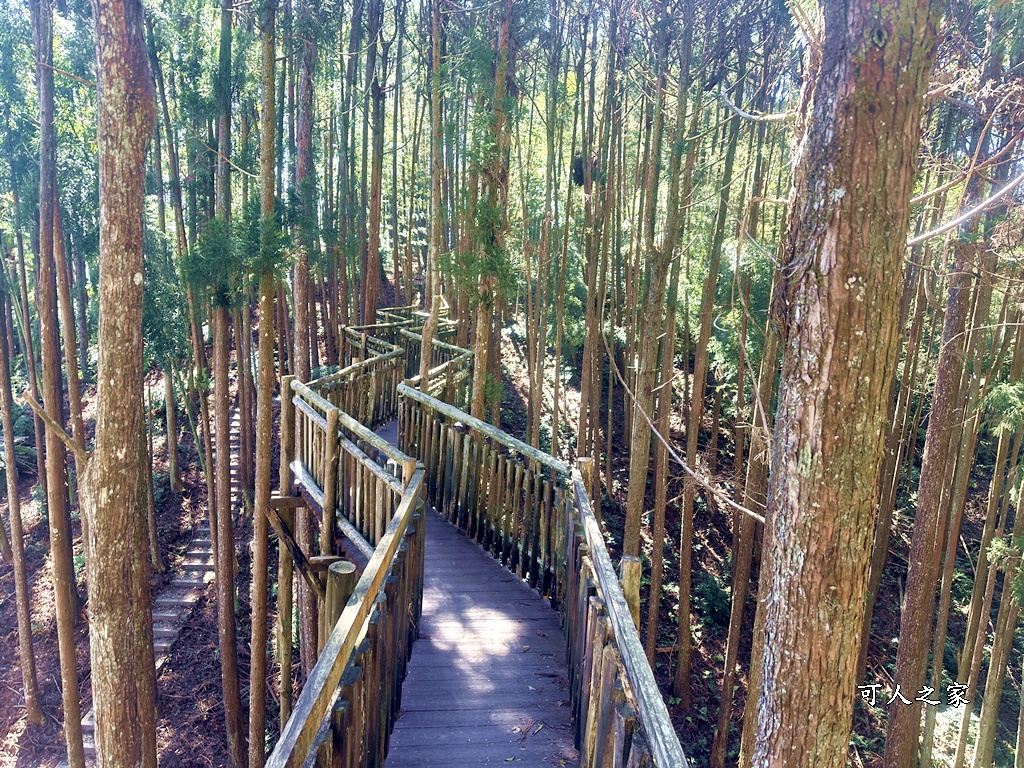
[987,532,1024,606]
[184,217,244,307]
[0,442,38,483]
[981,381,1024,434]
[236,195,291,279]
[943,635,959,679]
[484,373,504,413]
[143,230,189,370]
[694,571,730,629]
[11,401,36,441]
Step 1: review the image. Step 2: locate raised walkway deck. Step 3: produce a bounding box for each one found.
[377,420,579,767]
[384,510,579,767]
[268,319,687,768]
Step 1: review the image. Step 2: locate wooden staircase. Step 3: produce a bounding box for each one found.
[78,401,244,763]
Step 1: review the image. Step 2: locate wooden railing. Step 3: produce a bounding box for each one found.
[309,351,405,431]
[396,383,689,768]
[339,324,409,365]
[398,331,473,410]
[268,372,425,767]
[398,382,568,595]
[564,470,689,768]
[268,311,687,768]
[375,304,421,324]
[266,466,425,768]
[376,305,459,342]
[290,379,409,548]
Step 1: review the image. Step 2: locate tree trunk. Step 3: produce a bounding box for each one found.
[362,0,385,323]
[9,188,46,488]
[165,366,181,492]
[294,0,318,680]
[418,0,444,391]
[622,5,688,559]
[86,1,159,763]
[882,245,973,768]
[31,0,84,762]
[248,3,277,762]
[214,304,247,768]
[675,36,744,703]
[749,0,941,764]
[0,287,43,725]
[145,386,164,572]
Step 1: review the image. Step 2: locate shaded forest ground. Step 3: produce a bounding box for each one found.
[0,365,282,768]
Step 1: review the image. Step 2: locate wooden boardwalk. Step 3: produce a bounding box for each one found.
[384,509,579,767]
[377,408,577,767]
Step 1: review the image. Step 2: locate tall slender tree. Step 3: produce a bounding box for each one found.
[0,284,42,726]
[85,0,159,763]
[29,0,84,763]
[248,0,277,763]
[745,0,942,765]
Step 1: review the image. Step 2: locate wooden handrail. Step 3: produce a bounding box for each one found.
[571,470,689,768]
[267,468,425,768]
[397,328,468,357]
[292,378,410,469]
[398,381,571,476]
[309,347,404,388]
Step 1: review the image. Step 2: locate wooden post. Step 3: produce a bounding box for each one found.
[311,555,348,654]
[578,457,597,523]
[278,506,295,726]
[619,556,642,630]
[325,560,357,634]
[280,375,296,493]
[402,457,417,490]
[322,406,340,555]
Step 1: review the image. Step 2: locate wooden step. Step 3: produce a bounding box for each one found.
[153,624,179,638]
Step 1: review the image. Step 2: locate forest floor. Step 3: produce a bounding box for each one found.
[0,367,282,768]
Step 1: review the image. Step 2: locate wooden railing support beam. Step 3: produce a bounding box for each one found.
[618,556,642,630]
[321,407,340,555]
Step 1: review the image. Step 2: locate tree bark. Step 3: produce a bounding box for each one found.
[883,245,973,768]
[0,287,43,725]
[86,0,159,763]
[214,304,247,768]
[248,2,277,762]
[750,0,941,764]
[32,1,84,763]
[293,0,317,680]
[418,0,444,391]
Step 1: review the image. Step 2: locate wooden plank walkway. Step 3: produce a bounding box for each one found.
[383,508,579,767]
[374,419,578,767]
